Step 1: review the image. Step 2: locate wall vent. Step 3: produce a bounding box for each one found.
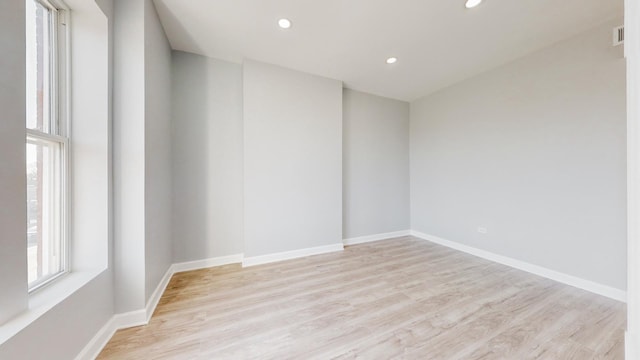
[613,26,624,46]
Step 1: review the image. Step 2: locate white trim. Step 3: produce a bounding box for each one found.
[626,0,640,356]
[73,309,146,360]
[143,267,173,322]
[242,243,344,267]
[172,253,243,273]
[626,332,638,360]
[343,230,411,246]
[73,316,117,360]
[110,309,147,330]
[410,231,627,302]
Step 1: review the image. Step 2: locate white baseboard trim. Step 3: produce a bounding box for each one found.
[410,230,627,302]
[111,309,147,329]
[75,253,244,360]
[144,267,174,322]
[74,310,146,360]
[73,317,117,360]
[172,253,244,274]
[627,331,638,360]
[343,230,411,246]
[74,308,148,360]
[242,243,344,267]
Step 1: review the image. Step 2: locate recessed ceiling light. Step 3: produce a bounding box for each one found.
[278,18,292,29]
[465,0,482,8]
[386,57,398,64]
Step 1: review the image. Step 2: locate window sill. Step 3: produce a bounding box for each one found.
[0,269,104,346]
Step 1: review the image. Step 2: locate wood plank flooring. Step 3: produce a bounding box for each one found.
[98,236,626,359]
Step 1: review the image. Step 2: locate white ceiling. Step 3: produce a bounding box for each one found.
[153,0,623,101]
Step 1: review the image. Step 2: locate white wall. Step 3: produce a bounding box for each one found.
[410,19,627,290]
[113,0,173,311]
[71,0,112,273]
[171,52,244,262]
[343,89,410,239]
[113,0,146,313]
[243,60,343,257]
[144,0,173,303]
[626,0,640,356]
[0,0,28,325]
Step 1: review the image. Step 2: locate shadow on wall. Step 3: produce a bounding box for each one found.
[171,52,244,262]
[172,53,211,261]
[153,0,204,55]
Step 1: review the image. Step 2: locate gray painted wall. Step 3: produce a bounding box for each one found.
[343,89,410,239]
[410,19,627,290]
[144,0,173,303]
[170,56,413,259]
[171,52,244,261]
[243,60,343,257]
[0,0,28,325]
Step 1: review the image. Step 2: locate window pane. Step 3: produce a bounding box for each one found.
[26,0,52,133]
[27,138,63,286]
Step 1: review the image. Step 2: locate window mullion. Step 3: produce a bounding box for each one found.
[27,129,66,144]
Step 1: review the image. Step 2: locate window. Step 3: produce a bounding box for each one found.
[25,0,68,291]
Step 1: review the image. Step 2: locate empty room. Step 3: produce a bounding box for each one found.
[1,0,640,359]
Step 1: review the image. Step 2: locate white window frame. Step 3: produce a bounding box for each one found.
[26,0,71,293]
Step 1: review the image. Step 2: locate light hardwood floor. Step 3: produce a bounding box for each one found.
[98,236,626,359]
